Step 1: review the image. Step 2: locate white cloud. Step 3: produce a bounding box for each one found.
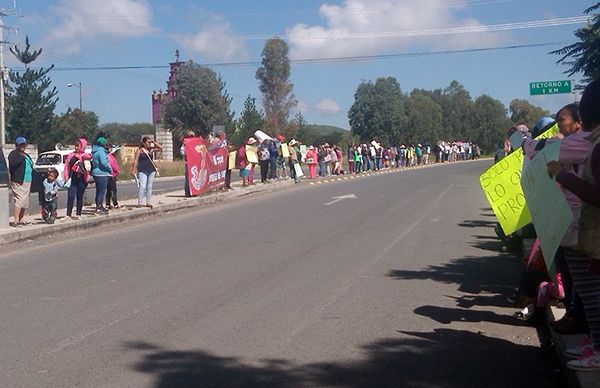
[297,100,310,114]
[47,0,154,53]
[286,0,504,59]
[315,98,342,114]
[176,19,248,62]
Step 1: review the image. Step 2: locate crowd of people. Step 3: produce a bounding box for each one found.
[234,137,480,185]
[7,133,162,227]
[497,81,600,371]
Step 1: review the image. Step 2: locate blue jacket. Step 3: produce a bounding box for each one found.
[91,145,113,177]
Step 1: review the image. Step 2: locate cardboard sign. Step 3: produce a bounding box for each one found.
[479,123,559,235]
[521,141,573,274]
[228,151,237,170]
[281,144,290,158]
[245,145,259,164]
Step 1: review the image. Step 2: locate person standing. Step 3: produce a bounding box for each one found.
[180,130,196,197]
[305,146,318,179]
[547,80,600,370]
[91,137,113,214]
[8,137,33,226]
[258,140,271,183]
[288,139,301,184]
[347,145,355,174]
[64,138,91,220]
[131,136,161,208]
[106,143,120,209]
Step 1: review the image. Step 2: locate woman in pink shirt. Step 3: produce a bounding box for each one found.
[106,143,120,209]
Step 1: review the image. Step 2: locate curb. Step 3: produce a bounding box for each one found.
[0,180,295,246]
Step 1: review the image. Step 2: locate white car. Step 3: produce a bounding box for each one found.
[34,148,94,183]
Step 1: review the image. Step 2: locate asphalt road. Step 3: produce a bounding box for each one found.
[0,161,558,388]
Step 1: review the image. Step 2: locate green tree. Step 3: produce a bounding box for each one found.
[509,99,549,129]
[348,77,407,145]
[231,95,264,147]
[256,37,297,135]
[6,37,58,148]
[100,122,155,144]
[471,95,511,153]
[163,61,233,139]
[405,90,443,144]
[552,3,600,82]
[48,109,99,151]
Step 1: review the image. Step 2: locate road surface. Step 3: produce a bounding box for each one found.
[0,161,558,387]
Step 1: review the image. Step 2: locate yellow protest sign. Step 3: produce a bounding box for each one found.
[281,143,290,158]
[479,123,559,235]
[228,151,237,170]
[245,145,259,164]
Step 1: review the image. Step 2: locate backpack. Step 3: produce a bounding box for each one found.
[259,146,270,161]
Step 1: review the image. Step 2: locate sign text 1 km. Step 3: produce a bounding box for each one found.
[529,80,572,96]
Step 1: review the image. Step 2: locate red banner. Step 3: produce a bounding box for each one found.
[185,137,228,196]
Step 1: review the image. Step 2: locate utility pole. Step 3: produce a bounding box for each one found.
[0,2,19,230]
[0,2,19,148]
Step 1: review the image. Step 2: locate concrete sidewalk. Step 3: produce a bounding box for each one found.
[0,179,296,246]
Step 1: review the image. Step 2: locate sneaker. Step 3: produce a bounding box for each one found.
[514,304,535,321]
[566,341,594,359]
[567,352,600,371]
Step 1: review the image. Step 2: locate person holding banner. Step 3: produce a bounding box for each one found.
[180,130,196,197]
[547,80,600,371]
[521,105,590,334]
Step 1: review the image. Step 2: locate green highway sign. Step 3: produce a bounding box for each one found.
[530,80,572,96]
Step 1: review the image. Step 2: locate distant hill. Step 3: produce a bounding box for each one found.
[305,124,349,134]
[299,124,351,146]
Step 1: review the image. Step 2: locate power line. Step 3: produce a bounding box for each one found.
[13,41,571,72]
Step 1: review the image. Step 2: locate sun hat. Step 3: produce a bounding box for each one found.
[15,136,27,146]
[289,139,298,146]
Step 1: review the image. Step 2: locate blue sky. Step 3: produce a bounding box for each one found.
[4,0,596,129]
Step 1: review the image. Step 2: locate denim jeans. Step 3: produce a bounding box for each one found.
[67,177,87,216]
[138,171,156,206]
[94,176,110,210]
[318,161,326,177]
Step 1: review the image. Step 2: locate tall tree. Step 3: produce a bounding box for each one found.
[163,61,233,139]
[232,95,264,147]
[256,37,297,135]
[348,77,407,145]
[100,122,156,144]
[6,36,58,147]
[471,95,511,153]
[509,99,549,129]
[48,109,99,151]
[552,3,600,82]
[405,90,443,144]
